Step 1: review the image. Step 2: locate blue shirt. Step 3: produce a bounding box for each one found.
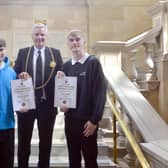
[0,57,16,130]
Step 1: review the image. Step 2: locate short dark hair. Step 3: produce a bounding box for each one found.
[0,39,6,48]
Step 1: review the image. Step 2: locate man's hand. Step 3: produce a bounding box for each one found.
[19,107,28,113]
[60,103,69,113]
[83,121,97,137]
[18,72,30,80]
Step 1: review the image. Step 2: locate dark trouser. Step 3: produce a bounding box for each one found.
[65,117,98,168]
[17,101,57,168]
[0,128,14,168]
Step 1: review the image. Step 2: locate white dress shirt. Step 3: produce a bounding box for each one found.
[71,53,89,65]
[33,46,46,99]
[0,61,5,69]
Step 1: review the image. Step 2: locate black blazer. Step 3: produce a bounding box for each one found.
[14,46,63,108]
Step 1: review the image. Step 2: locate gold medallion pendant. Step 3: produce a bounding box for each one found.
[50,60,56,68]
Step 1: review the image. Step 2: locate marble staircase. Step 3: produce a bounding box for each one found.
[14,107,123,168]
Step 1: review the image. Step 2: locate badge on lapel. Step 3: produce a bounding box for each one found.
[50,60,56,68]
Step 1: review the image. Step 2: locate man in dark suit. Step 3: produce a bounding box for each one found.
[14,22,63,168]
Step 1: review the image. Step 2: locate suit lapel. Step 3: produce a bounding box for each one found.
[27,46,34,80]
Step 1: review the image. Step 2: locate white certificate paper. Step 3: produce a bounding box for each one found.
[54,76,77,108]
[11,78,36,111]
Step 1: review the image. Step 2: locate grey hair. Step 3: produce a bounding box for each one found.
[32,23,48,33]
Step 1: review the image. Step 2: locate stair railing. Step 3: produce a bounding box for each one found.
[103,65,168,167]
[107,91,151,168]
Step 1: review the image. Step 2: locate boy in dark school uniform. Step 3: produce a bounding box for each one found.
[57,29,106,168]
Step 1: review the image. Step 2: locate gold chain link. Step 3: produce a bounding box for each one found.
[25,47,56,90]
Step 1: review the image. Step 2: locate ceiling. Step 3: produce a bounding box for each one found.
[0,0,112,6]
[0,0,86,5]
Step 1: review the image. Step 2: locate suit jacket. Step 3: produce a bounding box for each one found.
[14,46,63,109]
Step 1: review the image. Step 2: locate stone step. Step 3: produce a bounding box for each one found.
[14,107,113,140]
[13,107,121,168]
[103,138,127,158]
[15,122,113,142]
[14,112,66,140]
[15,126,65,140]
[15,126,109,141]
[14,139,109,157]
[14,156,118,168]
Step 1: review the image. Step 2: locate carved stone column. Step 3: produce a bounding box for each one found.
[159,53,168,122]
[148,0,168,54]
[149,1,168,122]
[128,50,138,87]
[143,42,157,80]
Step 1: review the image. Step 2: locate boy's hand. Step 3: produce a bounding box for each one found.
[83,121,97,137]
[56,71,65,78]
[19,72,30,80]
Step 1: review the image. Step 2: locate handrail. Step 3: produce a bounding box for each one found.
[112,104,117,164]
[125,26,161,50]
[93,26,161,52]
[107,92,151,168]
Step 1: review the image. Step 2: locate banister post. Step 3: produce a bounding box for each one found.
[128,49,138,87]
[143,42,157,80]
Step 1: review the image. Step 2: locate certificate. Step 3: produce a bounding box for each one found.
[11,78,36,111]
[54,76,77,108]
